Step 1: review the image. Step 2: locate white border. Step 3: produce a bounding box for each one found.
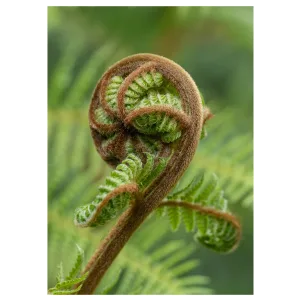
[40,0,48,296]
[40,0,256,296]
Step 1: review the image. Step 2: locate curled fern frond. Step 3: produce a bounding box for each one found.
[75,53,208,231]
[158,172,241,253]
[70,53,240,294]
[89,53,207,167]
[48,245,88,295]
[74,153,169,227]
[48,47,247,295]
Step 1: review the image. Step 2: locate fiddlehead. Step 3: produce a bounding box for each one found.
[75,53,206,231]
[74,53,236,295]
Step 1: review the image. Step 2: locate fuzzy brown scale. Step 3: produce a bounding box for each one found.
[80,54,206,294]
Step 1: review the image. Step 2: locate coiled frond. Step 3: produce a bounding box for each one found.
[158,172,241,253]
[74,153,168,227]
[48,50,245,295]
[74,53,205,232]
[89,53,202,169]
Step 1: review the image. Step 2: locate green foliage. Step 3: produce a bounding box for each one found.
[48,216,211,295]
[48,6,253,294]
[74,153,168,227]
[48,110,213,294]
[159,172,240,253]
[193,107,253,208]
[48,39,128,109]
[123,72,183,143]
[48,106,251,294]
[48,245,87,295]
[99,270,122,295]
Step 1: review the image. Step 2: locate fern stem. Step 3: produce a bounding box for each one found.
[158,200,241,251]
[78,122,200,294]
[76,54,204,294]
[82,203,137,275]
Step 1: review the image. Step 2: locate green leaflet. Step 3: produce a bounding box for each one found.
[129,88,183,143]
[50,285,84,295]
[66,244,84,280]
[159,172,240,253]
[168,173,204,200]
[96,72,184,144]
[74,153,169,228]
[48,245,87,295]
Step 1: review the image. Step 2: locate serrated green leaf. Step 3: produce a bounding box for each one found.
[141,157,169,189]
[66,244,84,280]
[167,206,180,231]
[195,173,218,204]
[181,206,195,232]
[51,284,83,295]
[55,273,88,290]
[168,174,204,200]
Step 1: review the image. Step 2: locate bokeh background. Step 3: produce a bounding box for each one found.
[48,6,253,295]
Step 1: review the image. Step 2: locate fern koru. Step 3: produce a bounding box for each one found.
[50,53,241,294]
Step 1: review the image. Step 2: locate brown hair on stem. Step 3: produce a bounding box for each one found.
[78,53,206,294]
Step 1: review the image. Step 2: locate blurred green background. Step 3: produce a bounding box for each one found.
[48,6,253,295]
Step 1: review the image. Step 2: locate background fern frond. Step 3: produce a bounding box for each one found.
[48,245,87,295]
[188,107,253,208]
[113,220,212,295]
[99,269,122,295]
[48,216,212,295]
[56,262,64,284]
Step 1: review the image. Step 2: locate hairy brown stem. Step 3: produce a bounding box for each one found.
[78,54,203,294]
[81,204,137,275]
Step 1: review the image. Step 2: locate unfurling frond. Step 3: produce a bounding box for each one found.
[158,172,241,253]
[74,153,169,228]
